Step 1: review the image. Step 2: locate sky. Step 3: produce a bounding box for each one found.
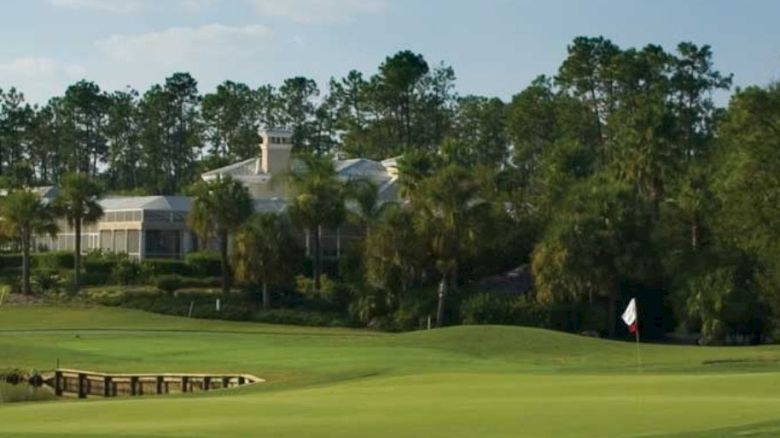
[1,0,778,105]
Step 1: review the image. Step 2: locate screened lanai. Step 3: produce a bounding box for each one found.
[35,196,194,260]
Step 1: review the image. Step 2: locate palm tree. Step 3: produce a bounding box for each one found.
[364,204,423,297]
[345,178,386,231]
[188,176,253,296]
[0,190,58,294]
[284,155,346,292]
[233,213,298,309]
[54,172,104,291]
[413,165,486,327]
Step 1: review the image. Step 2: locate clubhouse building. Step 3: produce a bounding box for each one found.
[31,129,399,260]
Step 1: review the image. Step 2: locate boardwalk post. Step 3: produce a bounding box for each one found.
[131,376,139,396]
[182,376,189,393]
[104,376,112,397]
[77,373,87,399]
[54,370,63,396]
[203,376,211,391]
[222,376,230,389]
[156,376,164,394]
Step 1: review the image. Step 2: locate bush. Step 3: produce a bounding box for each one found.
[83,258,116,275]
[141,259,190,277]
[31,269,63,293]
[295,275,336,301]
[83,286,159,305]
[177,276,222,289]
[0,254,22,270]
[184,251,222,277]
[111,258,141,285]
[32,252,74,270]
[250,309,353,327]
[151,274,221,292]
[83,251,131,275]
[461,293,548,327]
[0,268,21,294]
[155,275,182,294]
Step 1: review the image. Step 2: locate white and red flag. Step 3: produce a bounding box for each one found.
[622,298,638,334]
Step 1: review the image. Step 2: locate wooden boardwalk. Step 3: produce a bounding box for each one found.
[49,368,263,399]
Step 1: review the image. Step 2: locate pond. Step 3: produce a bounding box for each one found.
[0,382,56,404]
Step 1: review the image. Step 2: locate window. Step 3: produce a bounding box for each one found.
[100,231,113,251]
[127,230,140,254]
[114,230,127,253]
[145,230,181,258]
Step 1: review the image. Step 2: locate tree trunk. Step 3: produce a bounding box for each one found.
[691,222,699,252]
[220,230,231,297]
[74,219,81,292]
[436,272,448,327]
[262,281,270,310]
[21,229,31,295]
[313,225,322,293]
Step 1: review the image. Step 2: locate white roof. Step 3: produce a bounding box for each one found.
[202,158,259,178]
[99,196,192,212]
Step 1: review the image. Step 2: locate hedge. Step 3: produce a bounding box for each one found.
[184,251,222,277]
[0,254,22,270]
[0,252,76,270]
[141,259,190,276]
[460,293,548,327]
[33,252,75,270]
[82,287,354,327]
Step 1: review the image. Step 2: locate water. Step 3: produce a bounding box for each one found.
[0,382,56,403]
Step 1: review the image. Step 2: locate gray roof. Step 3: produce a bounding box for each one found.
[253,198,288,214]
[201,158,259,178]
[99,196,192,212]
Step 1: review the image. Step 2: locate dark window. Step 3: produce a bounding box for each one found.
[145,230,181,258]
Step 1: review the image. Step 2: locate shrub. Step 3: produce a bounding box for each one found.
[155,275,182,294]
[83,251,130,275]
[32,252,74,270]
[184,251,222,277]
[250,309,353,327]
[80,272,112,287]
[0,268,21,294]
[0,254,22,270]
[142,259,190,277]
[111,258,141,285]
[461,293,548,327]
[83,286,159,305]
[295,275,336,301]
[31,269,63,293]
[177,276,222,289]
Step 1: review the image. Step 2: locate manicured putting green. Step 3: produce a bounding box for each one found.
[1,306,779,437]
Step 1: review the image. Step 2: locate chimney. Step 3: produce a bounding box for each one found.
[260,129,293,175]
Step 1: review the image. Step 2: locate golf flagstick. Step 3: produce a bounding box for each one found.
[634,301,642,373]
[621,297,641,372]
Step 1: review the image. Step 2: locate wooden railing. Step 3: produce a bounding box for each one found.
[50,368,263,399]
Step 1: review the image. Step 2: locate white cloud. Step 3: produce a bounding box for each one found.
[49,0,145,14]
[247,0,386,23]
[0,57,86,102]
[92,24,272,92]
[49,0,216,14]
[95,24,271,64]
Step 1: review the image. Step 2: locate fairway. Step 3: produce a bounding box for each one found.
[2,306,780,437]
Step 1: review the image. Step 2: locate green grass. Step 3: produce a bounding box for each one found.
[1,305,780,437]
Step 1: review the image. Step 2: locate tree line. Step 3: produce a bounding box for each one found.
[2,36,779,343]
[0,51,456,194]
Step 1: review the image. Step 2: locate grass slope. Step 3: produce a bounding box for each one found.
[1,305,779,437]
